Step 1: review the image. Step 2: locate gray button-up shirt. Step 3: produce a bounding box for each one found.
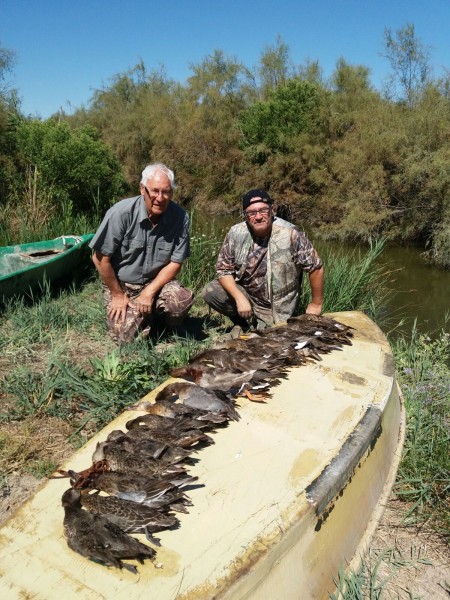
[89,195,190,284]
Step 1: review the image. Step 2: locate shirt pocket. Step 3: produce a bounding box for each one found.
[155,240,173,262]
[122,235,145,251]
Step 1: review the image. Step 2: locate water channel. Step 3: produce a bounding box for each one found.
[193,215,450,338]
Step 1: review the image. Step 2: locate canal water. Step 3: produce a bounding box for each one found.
[193,215,450,338]
[323,240,449,338]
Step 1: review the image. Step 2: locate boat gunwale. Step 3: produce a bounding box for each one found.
[0,234,93,282]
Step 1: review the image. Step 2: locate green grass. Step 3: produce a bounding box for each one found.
[1,230,448,597]
[392,326,450,538]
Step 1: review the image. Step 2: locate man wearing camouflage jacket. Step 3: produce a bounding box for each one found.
[202,189,324,337]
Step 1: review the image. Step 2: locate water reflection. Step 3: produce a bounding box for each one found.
[191,213,449,337]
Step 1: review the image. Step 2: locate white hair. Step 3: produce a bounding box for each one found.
[141,163,176,188]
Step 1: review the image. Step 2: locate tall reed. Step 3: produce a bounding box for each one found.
[300,238,392,321]
[392,325,450,537]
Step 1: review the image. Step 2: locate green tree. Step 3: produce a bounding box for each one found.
[258,35,292,97]
[0,42,20,206]
[15,119,127,219]
[0,41,16,101]
[239,79,321,153]
[383,23,431,107]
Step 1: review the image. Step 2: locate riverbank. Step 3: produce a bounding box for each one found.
[1,308,448,598]
[0,243,448,597]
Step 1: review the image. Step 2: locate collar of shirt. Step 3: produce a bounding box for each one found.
[138,195,169,228]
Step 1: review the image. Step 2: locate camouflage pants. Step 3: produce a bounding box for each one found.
[103,280,194,343]
[201,279,273,329]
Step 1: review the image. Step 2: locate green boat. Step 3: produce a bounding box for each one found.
[0,234,94,301]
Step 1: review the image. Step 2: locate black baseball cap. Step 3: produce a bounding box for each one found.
[242,189,274,211]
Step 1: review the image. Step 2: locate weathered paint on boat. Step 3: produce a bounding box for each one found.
[0,311,405,599]
[0,234,94,300]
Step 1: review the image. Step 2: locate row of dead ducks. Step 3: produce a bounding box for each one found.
[59,314,354,573]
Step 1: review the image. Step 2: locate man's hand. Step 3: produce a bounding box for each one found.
[236,293,252,320]
[108,292,129,323]
[134,287,156,314]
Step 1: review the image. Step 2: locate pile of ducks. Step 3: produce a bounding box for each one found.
[58,313,354,573]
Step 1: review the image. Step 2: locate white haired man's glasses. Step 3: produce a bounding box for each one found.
[245,207,271,219]
[144,186,172,199]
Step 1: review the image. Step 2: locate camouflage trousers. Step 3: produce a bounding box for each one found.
[201,279,274,330]
[103,280,194,343]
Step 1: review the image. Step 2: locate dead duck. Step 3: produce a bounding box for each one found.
[87,475,194,514]
[68,469,196,514]
[70,468,196,495]
[287,315,354,343]
[184,342,297,377]
[132,399,230,425]
[105,429,196,463]
[288,313,354,334]
[61,488,155,573]
[106,429,170,459]
[123,420,214,448]
[79,490,179,544]
[170,364,257,393]
[169,366,281,402]
[91,442,189,477]
[125,413,214,433]
[154,381,241,419]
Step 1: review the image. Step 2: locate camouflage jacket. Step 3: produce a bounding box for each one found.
[216,217,322,324]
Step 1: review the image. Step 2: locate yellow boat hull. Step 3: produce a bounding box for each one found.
[0,311,405,599]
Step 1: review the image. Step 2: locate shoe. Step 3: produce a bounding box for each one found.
[141,326,151,338]
[230,325,244,339]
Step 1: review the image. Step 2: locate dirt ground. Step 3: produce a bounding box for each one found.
[1,466,448,598]
[367,498,449,599]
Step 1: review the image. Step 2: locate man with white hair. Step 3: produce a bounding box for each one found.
[90,163,194,343]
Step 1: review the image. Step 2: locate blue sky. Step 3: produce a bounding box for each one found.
[1,0,449,118]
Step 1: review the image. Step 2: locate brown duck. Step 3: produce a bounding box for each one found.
[123,419,214,448]
[154,381,242,418]
[79,490,179,544]
[130,399,229,425]
[91,441,189,477]
[104,429,195,464]
[169,366,276,401]
[62,488,155,573]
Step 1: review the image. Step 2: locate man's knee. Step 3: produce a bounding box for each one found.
[107,313,142,343]
[157,281,194,318]
[202,281,218,306]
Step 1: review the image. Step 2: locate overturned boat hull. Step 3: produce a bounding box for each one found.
[0,311,404,599]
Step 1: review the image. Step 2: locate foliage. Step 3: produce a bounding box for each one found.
[331,547,431,599]
[178,211,224,300]
[1,33,450,266]
[15,119,127,214]
[299,239,391,323]
[258,35,292,96]
[392,327,450,538]
[0,42,16,101]
[239,79,321,153]
[382,23,431,106]
[0,278,210,435]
